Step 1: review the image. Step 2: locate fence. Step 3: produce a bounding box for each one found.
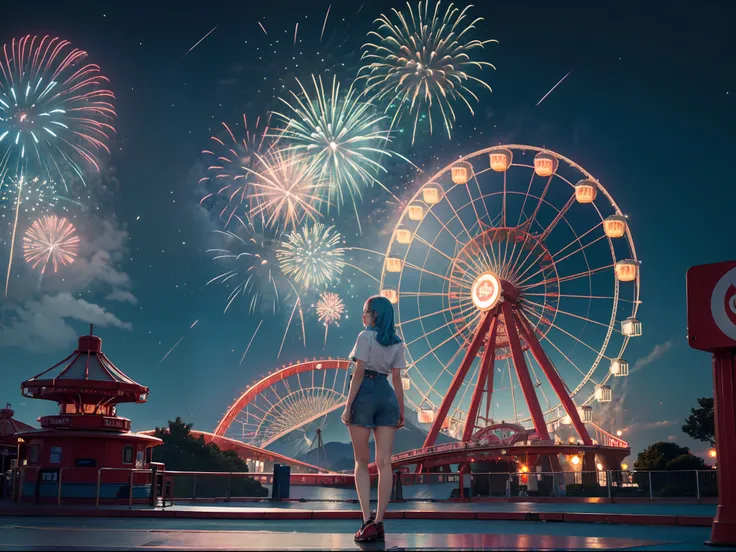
[7,467,719,505]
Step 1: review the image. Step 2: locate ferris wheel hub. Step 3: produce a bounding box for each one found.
[471,272,502,311]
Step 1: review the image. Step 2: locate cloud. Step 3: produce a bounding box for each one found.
[7,217,136,306]
[106,289,138,305]
[632,341,674,373]
[637,419,678,431]
[0,292,132,352]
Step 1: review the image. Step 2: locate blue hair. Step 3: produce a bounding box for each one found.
[366,295,402,347]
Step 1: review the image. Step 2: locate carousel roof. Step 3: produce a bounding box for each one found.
[21,329,148,404]
[0,404,34,439]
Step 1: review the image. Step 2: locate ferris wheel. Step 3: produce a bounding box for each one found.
[379,145,641,448]
[214,359,351,454]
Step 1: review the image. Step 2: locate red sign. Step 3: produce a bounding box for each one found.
[687,260,736,352]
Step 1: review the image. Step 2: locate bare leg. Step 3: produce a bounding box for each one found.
[373,425,397,523]
[348,424,373,523]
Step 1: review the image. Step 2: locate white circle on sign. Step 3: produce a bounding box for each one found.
[471,272,501,311]
[710,267,736,341]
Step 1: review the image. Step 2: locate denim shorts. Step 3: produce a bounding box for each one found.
[349,373,400,428]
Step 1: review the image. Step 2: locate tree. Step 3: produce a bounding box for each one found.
[682,397,715,446]
[634,442,692,471]
[152,417,267,498]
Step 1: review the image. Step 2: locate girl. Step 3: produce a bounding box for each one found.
[342,295,406,543]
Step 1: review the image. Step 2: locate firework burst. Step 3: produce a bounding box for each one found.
[359,1,496,143]
[199,114,270,227]
[206,215,283,315]
[0,35,116,186]
[0,174,57,219]
[245,149,323,231]
[272,75,404,225]
[23,215,79,274]
[316,291,345,344]
[277,222,345,289]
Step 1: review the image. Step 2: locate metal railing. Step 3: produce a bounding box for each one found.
[6,466,719,505]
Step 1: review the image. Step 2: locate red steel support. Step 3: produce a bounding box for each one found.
[500,301,550,441]
[515,310,592,445]
[710,350,736,545]
[422,311,495,449]
[462,316,499,442]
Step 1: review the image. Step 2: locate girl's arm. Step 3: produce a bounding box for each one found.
[342,360,365,424]
[391,368,405,428]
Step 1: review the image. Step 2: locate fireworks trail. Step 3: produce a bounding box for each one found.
[535,70,572,107]
[258,22,268,35]
[294,23,299,46]
[276,222,345,289]
[182,25,218,59]
[272,74,407,229]
[245,149,324,231]
[239,318,263,366]
[160,337,184,364]
[316,291,345,345]
[199,114,270,227]
[0,35,117,187]
[358,1,496,143]
[23,214,79,274]
[160,319,201,364]
[320,5,331,42]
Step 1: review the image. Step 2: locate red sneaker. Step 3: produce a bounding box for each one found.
[354,520,379,542]
[375,521,385,541]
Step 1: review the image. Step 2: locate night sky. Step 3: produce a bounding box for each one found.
[1,0,733,463]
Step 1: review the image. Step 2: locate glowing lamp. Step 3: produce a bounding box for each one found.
[596,463,603,471]
[451,163,471,185]
[401,375,411,391]
[621,317,642,337]
[621,463,629,470]
[579,405,593,423]
[315,363,323,370]
[574,179,598,203]
[610,358,629,377]
[616,430,623,437]
[571,455,581,465]
[520,465,529,473]
[615,259,638,282]
[595,385,612,403]
[385,258,403,273]
[418,408,435,424]
[395,229,412,244]
[534,152,558,177]
[381,289,398,305]
[489,149,512,172]
[568,436,576,444]
[604,215,627,238]
[408,204,424,221]
[422,186,442,205]
[709,449,717,459]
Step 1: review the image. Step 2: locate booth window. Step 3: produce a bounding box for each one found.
[122,445,134,464]
[29,445,40,465]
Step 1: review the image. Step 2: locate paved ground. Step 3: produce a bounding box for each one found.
[0,516,730,550]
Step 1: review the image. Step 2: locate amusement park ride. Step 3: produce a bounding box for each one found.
[215,145,640,476]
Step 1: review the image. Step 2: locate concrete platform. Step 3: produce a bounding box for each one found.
[0,516,730,550]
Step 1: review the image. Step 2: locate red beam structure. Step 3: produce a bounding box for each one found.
[462,317,498,442]
[501,300,551,441]
[515,310,592,445]
[422,311,495,449]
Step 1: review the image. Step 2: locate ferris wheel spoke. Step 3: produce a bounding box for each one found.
[540,332,599,388]
[542,317,611,360]
[470,170,494,228]
[407,304,479,347]
[540,194,576,242]
[516,171,537,227]
[520,264,611,291]
[399,304,464,328]
[549,221,604,261]
[525,175,554,232]
[402,260,477,288]
[412,232,461,264]
[410,314,481,366]
[521,299,613,331]
[425,338,473,407]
